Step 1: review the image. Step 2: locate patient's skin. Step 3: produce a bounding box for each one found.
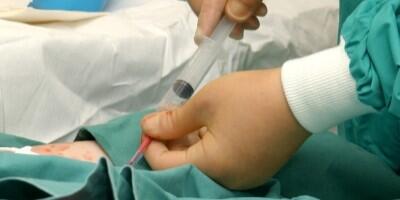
[32,141,107,163]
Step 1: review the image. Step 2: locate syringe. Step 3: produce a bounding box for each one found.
[128,16,236,166]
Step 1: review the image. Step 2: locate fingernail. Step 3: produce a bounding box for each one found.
[142,114,161,134]
[194,28,206,45]
[228,1,250,20]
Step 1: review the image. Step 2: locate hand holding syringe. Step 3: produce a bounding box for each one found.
[128,17,235,166]
[129,1,291,191]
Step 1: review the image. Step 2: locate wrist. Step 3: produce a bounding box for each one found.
[281,41,376,133]
[263,68,311,139]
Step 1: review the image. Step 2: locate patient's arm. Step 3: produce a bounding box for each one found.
[32,141,108,163]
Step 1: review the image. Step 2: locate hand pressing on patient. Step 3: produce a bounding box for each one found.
[32,141,107,163]
[141,68,311,190]
[188,0,267,41]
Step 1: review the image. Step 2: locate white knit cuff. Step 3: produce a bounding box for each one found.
[281,42,376,133]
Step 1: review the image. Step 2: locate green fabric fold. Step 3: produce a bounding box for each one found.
[0,110,399,199]
[340,0,400,171]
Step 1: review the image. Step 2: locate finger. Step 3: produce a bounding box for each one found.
[145,133,211,171]
[166,131,202,150]
[196,0,227,43]
[187,0,203,14]
[255,2,267,17]
[243,16,260,30]
[144,139,189,170]
[141,99,206,140]
[229,24,244,39]
[225,0,262,23]
[145,131,220,181]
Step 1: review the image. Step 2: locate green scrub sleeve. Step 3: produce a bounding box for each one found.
[342,0,400,115]
[338,0,364,37]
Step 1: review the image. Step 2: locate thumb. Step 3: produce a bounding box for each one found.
[141,101,205,140]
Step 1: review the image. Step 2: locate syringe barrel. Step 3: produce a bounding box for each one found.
[159,17,235,109]
[159,39,221,109]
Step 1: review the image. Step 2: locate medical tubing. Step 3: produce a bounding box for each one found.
[128,136,150,165]
[129,17,235,166]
